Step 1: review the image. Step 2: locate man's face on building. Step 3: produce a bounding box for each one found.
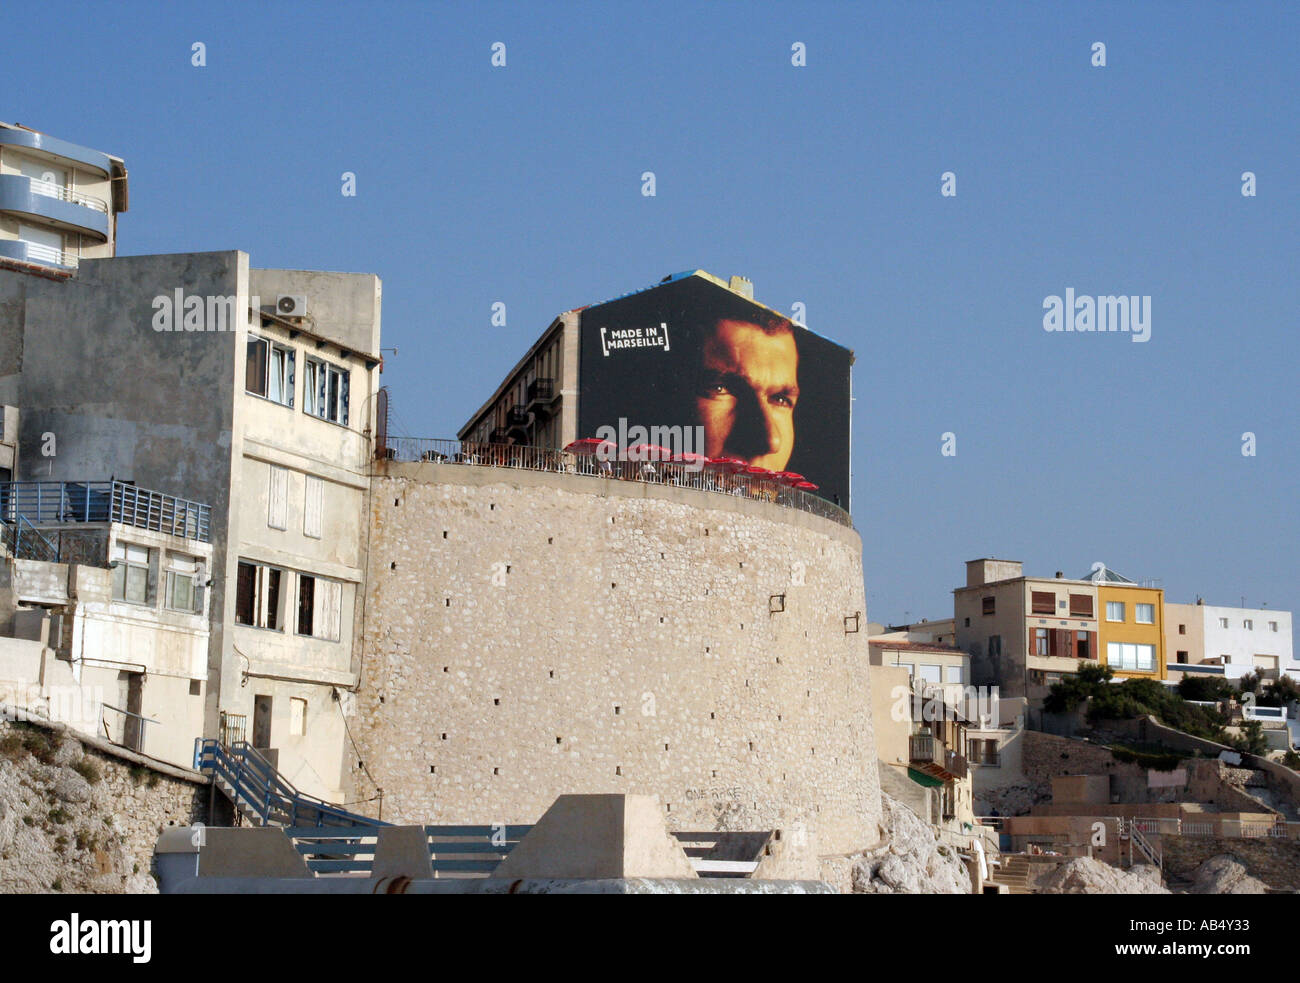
[694,318,799,471]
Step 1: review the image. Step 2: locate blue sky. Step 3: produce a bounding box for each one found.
[9,1,1298,640]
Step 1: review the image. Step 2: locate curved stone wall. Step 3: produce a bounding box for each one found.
[352,462,882,863]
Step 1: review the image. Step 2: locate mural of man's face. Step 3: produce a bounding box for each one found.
[694,318,799,471]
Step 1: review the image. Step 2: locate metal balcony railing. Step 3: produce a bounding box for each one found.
[526,378,555,404]
[0,480,212,543]
[17,239,77,268]
[382,437,853,528]
[27,177,109,213]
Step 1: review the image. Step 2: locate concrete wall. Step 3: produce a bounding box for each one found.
[352,462,882,861]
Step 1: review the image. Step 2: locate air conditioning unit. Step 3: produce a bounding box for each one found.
[275,295,307,317]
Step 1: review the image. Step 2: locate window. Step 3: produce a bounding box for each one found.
[1106,601,1126,622]
[268,466,288,530]
[1219,618,1229,629]
[982,596,995,616]
[303,357,350,425]
[1243,619,1253,630]
[1176,651,1188,664]
[944,665,963,683]
[1077,632,1091,660]
[111,543,151,604]
[1031,591,1055,615]
[1178,624,1186,635]
[246,336,295,406]
[1269,622,1279,632]
[1107,641,1156,672]
[988,635,1002,658]
[235,561,283,629]
[297,574,342,641]
[165,553,201,613]
[964,617,970,627]
[1135,603,1155,625]
[1034,628,1049,656]
[304,476,324,539]
[1069,594,1093,617]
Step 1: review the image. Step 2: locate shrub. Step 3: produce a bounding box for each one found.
[21,729,59,765]
[1282,750,1300,770]
[47,807,70,825]
[1230,720,1268,756]
[1177,676,1234,703]
[1109,744,1184,771]
[72,758,101,784]
[0,732,24,760]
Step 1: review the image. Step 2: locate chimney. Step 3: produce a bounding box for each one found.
[1055,571,1063,579]
[728,275,754,300]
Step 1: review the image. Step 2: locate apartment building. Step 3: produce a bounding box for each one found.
[1165,601,1293,680]
[0,123,127,271]
[1087,566,1167,681]
[954,558,1100,701]
[0,483,214,767]
[1,235,381,799]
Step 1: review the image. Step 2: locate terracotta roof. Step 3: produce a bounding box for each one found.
[868,640,965,654]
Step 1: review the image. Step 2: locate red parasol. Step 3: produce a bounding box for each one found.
[793,480,819,491]
[772,471,806,485]
[565,437,617,456]
[624,443,673,462]
[705,457,749,473]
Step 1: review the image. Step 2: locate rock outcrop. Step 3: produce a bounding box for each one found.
[1188,855,1270,894]
[0,720,205,893]
[850,793,972,894]
[1038,857,1169,894]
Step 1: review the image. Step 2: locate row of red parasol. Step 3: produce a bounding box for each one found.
[563,439,818,490]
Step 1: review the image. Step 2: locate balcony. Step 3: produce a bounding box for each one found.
[506,406,531,426]
[909,733,968,781]
[0,174,109,239]
[0,238,77,269]
[0,480,212,546]
[526,378,556,411]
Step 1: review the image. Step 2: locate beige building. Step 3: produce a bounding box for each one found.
[955,558,1100,701]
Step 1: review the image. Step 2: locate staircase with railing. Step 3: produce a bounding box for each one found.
[193,738,386,829]
[1126,819,1162,869]
[0,514,58,562]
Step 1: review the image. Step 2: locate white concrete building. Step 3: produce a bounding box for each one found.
[1199,604,1293,676]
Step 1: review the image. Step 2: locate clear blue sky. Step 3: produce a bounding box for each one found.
[10,1,1298,643]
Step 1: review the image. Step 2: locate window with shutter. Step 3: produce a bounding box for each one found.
[304,475,324,538]
[268,466,288,530]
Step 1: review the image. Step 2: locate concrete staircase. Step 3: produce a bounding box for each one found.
[989,855,1032,894]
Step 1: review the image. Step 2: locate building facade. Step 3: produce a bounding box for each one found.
[0,123,127,271]
[1,237,382,798]
[955,559,1100,701]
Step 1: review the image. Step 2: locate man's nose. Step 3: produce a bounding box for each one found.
[731,394,781,457]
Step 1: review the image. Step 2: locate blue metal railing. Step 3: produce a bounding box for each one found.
[0,480,211,543]
[194,738,385,829]
[286,825,533,876]
[0,514,58,562]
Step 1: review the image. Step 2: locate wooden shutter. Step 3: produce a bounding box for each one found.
[268,466,288,530]
[304,475,324,538]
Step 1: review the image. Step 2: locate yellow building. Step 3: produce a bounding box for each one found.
[1094,568,1166,680]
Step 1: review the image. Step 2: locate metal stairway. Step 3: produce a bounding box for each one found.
[194,738,387,829]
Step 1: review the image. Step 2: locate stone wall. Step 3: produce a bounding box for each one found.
[352,463,882,869]
[0,716,209,892]
[1163,835,1300,892]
